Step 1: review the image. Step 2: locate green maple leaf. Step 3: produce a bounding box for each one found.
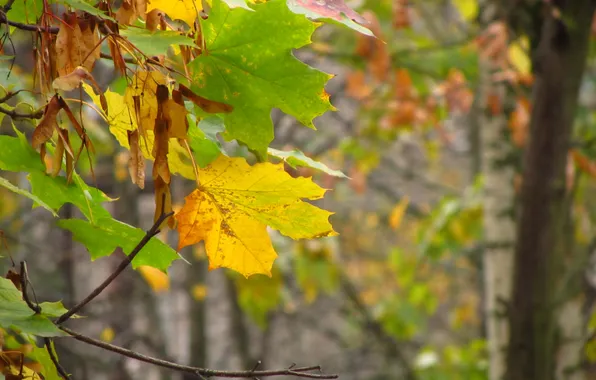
[58,218,179,271]
[0,278,68,337]
[188,0,334,157]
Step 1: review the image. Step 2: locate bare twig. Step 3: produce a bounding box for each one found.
[19,261,41,313]
[0,104,44,119]
[19,262,69,379]
[2,0,16,12]
[58,326,337,379]
[43,338,70,379]
[55,208,174,324]
[0,13,58,33]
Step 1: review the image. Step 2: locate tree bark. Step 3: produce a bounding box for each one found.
[506,3,596,380]
[477,4,517,379]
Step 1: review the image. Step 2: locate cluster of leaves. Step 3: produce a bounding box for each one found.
[0,0,379,377]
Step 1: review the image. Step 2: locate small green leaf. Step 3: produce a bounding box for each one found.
[0,176,58,216]
[62,0,116,21]
[1,0,43,26]
[0,278,67,337]
[29,341,62,380]
[268,148,348,178]
[57,218,180,271]
[120,28,197,57]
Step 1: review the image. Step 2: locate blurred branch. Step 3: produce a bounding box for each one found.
[0,105,43,119]
[339,271,417,380]
[59,326,337,379]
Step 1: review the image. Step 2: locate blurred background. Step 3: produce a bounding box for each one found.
[3,0,596,379]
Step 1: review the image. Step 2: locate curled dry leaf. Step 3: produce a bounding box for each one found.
[153,85,172,185]
[32,95,62,150]
[52,65,109,114]
[127,129,145,189]
[116,0,147,25]
[146,9,167,31]
[178,83,233,114]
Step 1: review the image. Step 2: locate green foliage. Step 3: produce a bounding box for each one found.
[0,278,68,337]
[188,0,333,156]
[58,218,179,271]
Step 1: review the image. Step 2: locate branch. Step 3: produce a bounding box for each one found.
[19,262,69,379]
[55,207,174,324]
[339,271,417,380]
[59,327,337,379]
[43,338,70,379]
[0,13,58,33]
[0,105,44,119]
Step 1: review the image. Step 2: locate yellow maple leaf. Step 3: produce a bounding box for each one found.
[175,155,337,277]
[146,0,202,27]
[84,83,196,180]
[139,265,170,292]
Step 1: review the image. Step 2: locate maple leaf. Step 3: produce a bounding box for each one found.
[146,0,202,27]
[286,0,373,36]
[176,155,337,277]
[188,0,333,156]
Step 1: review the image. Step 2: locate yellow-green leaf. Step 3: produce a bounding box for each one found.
[175,155,337,277]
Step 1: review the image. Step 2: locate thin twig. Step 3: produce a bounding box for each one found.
[59,327,338,379]
[55,208,174,324]
[20,262,70,379]
[0,89,24,103]
[43,338,70,379]
[19,261,41,313]
[0,13,58,33]
[2,0,16,12]
[0,104,44,119]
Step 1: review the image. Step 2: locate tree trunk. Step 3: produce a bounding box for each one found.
[477,4,516,379]
[506,2,596,380]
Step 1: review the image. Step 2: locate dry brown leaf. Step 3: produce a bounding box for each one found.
[392,0,410,29]
[32,95,62,150]
[178,83,233,113]
[55,12,100,76]
[346,70,373,100]
[152,84,171,184]
[509,96,530,147]
[146,9,166,31]
[154,175,173,227]
[127,129,145,188]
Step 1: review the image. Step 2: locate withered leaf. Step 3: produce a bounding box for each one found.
[127,129,145,189]
[146,9,167,32]
[32,95,62,150]
[178,83,233,114]
[153,84,171,184]
[55,12,101,76]
[154,175,173,228]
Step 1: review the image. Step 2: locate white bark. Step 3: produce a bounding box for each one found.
[481,106,515,380]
